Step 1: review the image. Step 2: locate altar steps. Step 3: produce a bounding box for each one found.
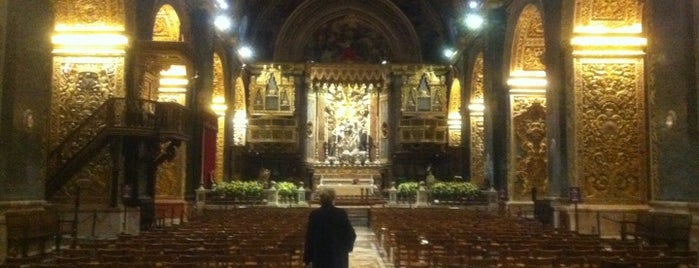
[346,207,370,227]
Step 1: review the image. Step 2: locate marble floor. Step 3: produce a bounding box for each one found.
[349,226,393,268]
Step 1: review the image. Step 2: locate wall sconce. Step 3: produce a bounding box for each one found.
[665,110,676,129]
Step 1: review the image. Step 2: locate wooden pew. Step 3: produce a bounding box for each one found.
[5,210,68,258]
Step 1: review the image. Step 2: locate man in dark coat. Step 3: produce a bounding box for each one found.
[304,188,357,268]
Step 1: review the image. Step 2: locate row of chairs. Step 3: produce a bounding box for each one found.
[370,208,698,268]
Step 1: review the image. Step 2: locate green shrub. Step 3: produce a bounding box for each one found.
[276,181,298,198]
[431,182,481,201]
[214,181,263,199]
[397,182,419,198]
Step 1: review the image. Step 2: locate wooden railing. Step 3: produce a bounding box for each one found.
[46,98,191,198]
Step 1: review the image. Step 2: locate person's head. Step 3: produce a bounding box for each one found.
[319,188,336,206]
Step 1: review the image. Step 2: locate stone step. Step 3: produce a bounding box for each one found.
[345,208,370,227]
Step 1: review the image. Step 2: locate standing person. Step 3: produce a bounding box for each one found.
[304,188,357,268]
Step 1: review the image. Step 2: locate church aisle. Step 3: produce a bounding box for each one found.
[349,226,392,268]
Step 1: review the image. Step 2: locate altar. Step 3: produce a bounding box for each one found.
[309,163,385,196]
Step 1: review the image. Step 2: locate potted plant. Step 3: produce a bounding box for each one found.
[276,181,298,203]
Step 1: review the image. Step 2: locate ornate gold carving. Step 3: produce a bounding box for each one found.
[153,4,181,41]
[156,143,186,198]
[54,0,124,28]
[471,54,484,102]
[51,57,124,148]
[574,59,646,204]
[511,97,548,201]
[470,54,486,186]
[470,116,485,186]
[575,0,642,30]
[249,65,295,115]
[512,5,545,72]
[449,79,462,116]
[234,76,246,111]
[52,147,112,204]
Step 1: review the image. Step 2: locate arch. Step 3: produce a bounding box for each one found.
[274,0,421,63]
[510,4,545,72]
[153,4,181,41]
[469,53,485,187]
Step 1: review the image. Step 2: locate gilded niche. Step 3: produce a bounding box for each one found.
[511,97,548,201]
[402,67,447,114]
[249,65,295,115]
[576,61,646,203]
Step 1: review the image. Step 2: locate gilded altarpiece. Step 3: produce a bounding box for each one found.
[470,55,485,186]
[247,65,297,146]
[574,59,646,204]
[510,97,547,201]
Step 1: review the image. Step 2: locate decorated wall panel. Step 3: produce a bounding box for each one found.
[574,59,646,204]
[153,4,181,42]
[50,57,124,148]
[212,54,225,182]
[51,147,112,203]
[574,0,642,29]
[510,96,547,201]
[54,0,124,29]
[156,143,186,198]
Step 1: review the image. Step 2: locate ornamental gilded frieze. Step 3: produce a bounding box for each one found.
[511,97,548,201]
[575,0,642,29]
[54,0,124,27]
[575,60,646,203]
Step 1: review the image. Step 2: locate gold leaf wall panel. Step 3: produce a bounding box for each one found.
[156,143,186,198]
[510,96,547,201]
[574,59,646,204]
[470,117,485,186]
[54,0,124,28]
[512,5,545,71]
[575,0,642,29]
[471,55,484,102]
[51,147,112,204]
[50,57,124,147]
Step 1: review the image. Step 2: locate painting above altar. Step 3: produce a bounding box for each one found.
[324,83,372,165]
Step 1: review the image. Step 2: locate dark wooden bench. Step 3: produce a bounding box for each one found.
[5,210,72,257]
[620,211,693,250]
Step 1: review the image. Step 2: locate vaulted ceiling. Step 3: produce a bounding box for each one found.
[236,0,468,63]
